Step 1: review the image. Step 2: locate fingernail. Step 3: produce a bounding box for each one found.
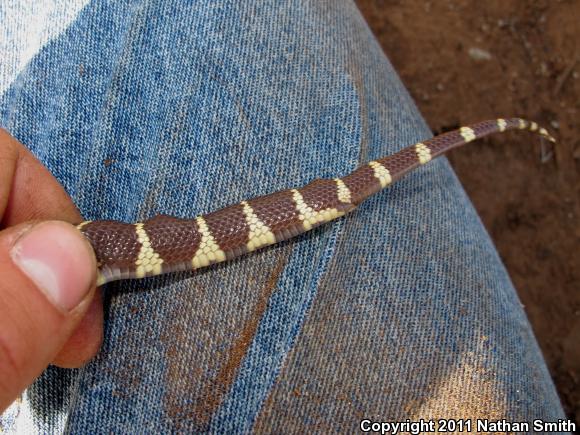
[10,221,95,312]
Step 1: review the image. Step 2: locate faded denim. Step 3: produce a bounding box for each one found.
[0,0,567,433]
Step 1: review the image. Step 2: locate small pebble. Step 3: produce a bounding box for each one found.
[468,47,493,61]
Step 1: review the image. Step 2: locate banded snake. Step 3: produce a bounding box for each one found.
[75,118,555,286]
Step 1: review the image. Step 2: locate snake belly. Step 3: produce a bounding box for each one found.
[76,118,554,286]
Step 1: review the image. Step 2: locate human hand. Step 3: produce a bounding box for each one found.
[0,129,103,412]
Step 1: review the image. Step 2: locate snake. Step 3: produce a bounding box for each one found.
[75,118,555,286]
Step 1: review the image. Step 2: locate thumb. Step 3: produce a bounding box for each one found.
[0,221,96,411]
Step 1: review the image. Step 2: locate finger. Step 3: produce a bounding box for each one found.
[0,128,80,225]
[0,128,103,368]
[0,221,97,412]
[0,130,17,218]
[52,290,103,368]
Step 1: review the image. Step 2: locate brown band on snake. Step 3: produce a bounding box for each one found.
[341,165,383,205]
[377,146,422,182]
[298,180,336,209]
[202,203,249,258]
[142,215,201,272]
[77,118,556,285]
[79,220,144,283]
[246,190,301,238]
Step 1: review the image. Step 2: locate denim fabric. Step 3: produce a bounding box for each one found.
[0,0,567,433]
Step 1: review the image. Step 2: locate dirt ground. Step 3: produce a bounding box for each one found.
[356,0,579,424]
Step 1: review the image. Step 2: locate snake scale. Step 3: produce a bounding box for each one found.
[76,118,555,286]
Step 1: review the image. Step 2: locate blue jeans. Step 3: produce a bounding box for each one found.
[0,1,566,433]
